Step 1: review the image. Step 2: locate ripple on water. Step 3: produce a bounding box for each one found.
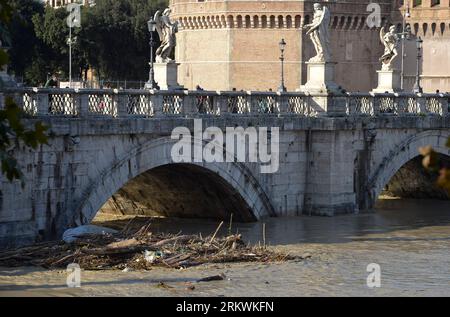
[1,199,450,296]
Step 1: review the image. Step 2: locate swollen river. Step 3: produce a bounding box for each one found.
[1,198,450,297]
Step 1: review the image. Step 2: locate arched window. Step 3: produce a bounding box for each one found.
[360,17,367,29]
[193,16,198,28]
[414,23,419,35]
[345,17,352,29]
[286,16,292,28]
[237,15,243,28]
[422,23,428,36]
[253,15,259,28]
[352,17,359,29]
[294,15,301,28]
[261,15,268,28]
[331,16,339,29]
[270,15,276,28]
[278,15,284,28]
[201,16,206,28]
[216,15,221,28]
[227,15,234,28]
[431,22,437,36]
[339,16,345,29]
[206,16,211,28]
[245,15,251,28]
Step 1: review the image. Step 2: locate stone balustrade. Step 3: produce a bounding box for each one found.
[1,88,449,118]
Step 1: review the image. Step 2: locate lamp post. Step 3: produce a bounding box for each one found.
[413,36,423,94]
[278,38,287,92]
[66,4,80,89]
[66,24,77,88]
[68,26,72,88]
[400,3,411,90]
[145,18,157,90]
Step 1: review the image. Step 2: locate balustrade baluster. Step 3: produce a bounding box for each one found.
[78,93,90,117]
[277,95,288,114]
[115,93,128,117]
[416,95,427,114]
[152,94,163,117]
[182,93,197,116]
[440,95,449,116]
[36,92,49,116]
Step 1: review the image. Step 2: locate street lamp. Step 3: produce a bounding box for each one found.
[145,18,158,90]
[278,38,287,92]
[413,36,423,94]
[400,3,411,90]
[67,24,78,89]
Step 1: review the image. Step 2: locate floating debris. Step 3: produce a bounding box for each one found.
[0,222,297,270]
[196,274,226,283]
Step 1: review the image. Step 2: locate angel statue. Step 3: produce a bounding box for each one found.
[304,3,331,63]
[154,8,178,63]
[379,25,399,70]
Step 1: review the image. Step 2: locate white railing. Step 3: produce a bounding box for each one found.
[345,92,449,116]
[1,88,449,118]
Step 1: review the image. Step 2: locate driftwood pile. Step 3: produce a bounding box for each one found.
[0,222,297,270]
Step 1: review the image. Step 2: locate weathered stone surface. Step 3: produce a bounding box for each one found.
[171,1,450,93]
[0,115,449,247]
[100,164,256,222]
[372,69,402,93]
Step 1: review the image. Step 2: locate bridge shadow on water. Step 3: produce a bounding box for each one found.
[93,198,450,246]
[0,276,200,292]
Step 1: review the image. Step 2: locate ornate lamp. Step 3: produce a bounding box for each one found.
[413,37,423,94]
[145,18,158,89]
[278,39,287,92]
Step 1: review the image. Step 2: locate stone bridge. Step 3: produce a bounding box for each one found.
[0,88,449,247]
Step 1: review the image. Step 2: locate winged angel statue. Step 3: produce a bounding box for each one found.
[304,3,331,62]
[379,25,399,70]
[154,8,178,63]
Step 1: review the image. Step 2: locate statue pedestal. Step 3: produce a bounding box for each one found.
[372,69,402,93]
[299,61,341,94]
[154,62,184,91]
[298,61,345,116]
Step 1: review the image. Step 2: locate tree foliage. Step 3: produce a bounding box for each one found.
[0,0,168,183]
[420,139,450,193]
[7,0,47,84]
[0,0,49,183]
[6,0,168,85]
[32,5,87,82]
[81,0,167,80]
[0,98,48,183]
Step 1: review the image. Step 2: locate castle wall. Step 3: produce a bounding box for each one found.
[171,0,449,93]
[176,29,231,90]
[391,0,450,92]
[170,0,389,92]
[229,28,301,91]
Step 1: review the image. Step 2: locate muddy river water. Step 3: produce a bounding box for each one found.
[1,198,450,297]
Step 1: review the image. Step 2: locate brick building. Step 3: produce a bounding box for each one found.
[170,0,450,92]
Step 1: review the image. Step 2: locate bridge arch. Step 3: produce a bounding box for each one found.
[67,137,275,231]
[368,130,450,208]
